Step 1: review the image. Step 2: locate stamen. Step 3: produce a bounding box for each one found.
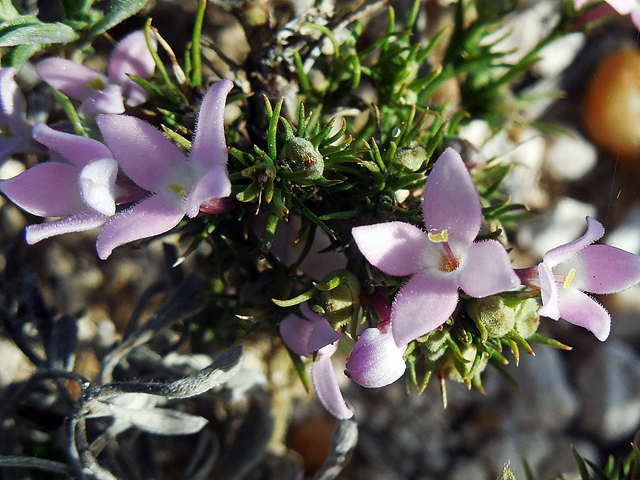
[563,268,576,289]
[167,183,187,197]
[86,77,105,90]
[428,229,449,243]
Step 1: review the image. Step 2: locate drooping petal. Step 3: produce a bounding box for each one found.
[79,158,118,216]
[0,67,29,137]
[569,244,640,294]
[26,212,109,244]
[96,114,187,192]
[391,273,459,348]
[345,326,406,388]
[184,165,231,218]
[190,79,233,170]
[0,162,84,216]
[36,58,108,102]
[422,148,482,244]
[537,263,560,320]
[32,123,114,168]
[458,240,520,297]
[312,351,353,419]
[108,30,157,86]
[279,311,341,358]
[95,194,185,259]
[352,222,427,276]
[543,217,604,268]
[557,288,611,341]
[79,84,125,114]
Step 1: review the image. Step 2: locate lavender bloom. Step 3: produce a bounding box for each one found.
[0,68,43,160]
[36,30,157,114]
[345,322,406,388]
[0,123,118,243]
[575,0,640,29]
[94,79,233,259]
[279,303,353,419]
[352,148,520,348]
[535,216,640,341]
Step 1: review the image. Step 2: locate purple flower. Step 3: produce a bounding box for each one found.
[0,123,118,243]
[352,148,520,348]
[345,322,407,388]
[36,30,157,114]
[0,68,44,160]
[279,303,353,419]
[94,79,233,259]
[535,216,640,341]
[575,0,640,29]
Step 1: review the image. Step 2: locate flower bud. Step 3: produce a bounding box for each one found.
[467,296,516,339]
[280,137,324,180]
[316,270,361,329]
[436,344,488,382]
[391,146,427,172]
[511,298,540,339]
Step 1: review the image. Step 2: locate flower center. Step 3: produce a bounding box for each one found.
[563,267,576,289]
[2,125,13,138]
[86,76,105,90]
[421,229,461,274]
[161,163,203,206]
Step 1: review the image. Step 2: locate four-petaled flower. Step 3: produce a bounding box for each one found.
[0,123,119,244]
[535,216,640,341]
[0,68,44,161]
[279,303,353,419]
[352,147,521,348]
[37,30,157,114]
[94,79,233,259]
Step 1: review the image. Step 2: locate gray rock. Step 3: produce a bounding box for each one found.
[576,340,640,442]
[545,127,597,181]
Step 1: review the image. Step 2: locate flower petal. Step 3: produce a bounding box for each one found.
[32,123,114,168]
[108,30,156,86]
[79,158,118,216]
[458,240,520,297]
[632,7,640,29]
[190,79,233,170]
[543,216,604,268]
[391,273,459,347]
[605,0,637,14]
[97,114,187,192]
[0,67,29,138]
[184,165,231,218]
[570,244,640,294]
[352,222,427,276]
[26,212,109,244]
[0,162,83,216]
[537,263,560,320]
[423,148,482,244]
[557,288,611,341]
[79,84,125,114]
[36,57,108,102]
[279,310,341,357]
[312,353,353,419]
[345,326,406,388]
[96,194,184,259]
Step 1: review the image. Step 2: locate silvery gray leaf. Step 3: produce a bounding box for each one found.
[102,403,208,436]
[313,417,358,480]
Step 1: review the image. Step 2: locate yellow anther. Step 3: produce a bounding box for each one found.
[563,268,576,289]
[86,77,105,90]
[428,229,449,243]
[167,183,187,197]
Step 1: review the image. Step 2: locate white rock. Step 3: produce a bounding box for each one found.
[510,344,580,430]
[458,119,491,148]
[576,340,640,442]
[545,127,597,181]
[517,197,596,259]
[534,33,586,78]
[0,338,35,385]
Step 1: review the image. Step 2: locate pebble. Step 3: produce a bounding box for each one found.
[545,126,598,181]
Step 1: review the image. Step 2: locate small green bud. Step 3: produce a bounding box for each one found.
[468,296,516,339]
[280,137,324,180]
[420,329,449,361]
[512,298,540,339]
[436,344,488,382]
[391,146,427,172]
[316,270,361,329]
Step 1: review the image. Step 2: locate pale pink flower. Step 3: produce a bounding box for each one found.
[352,148,520,348]
[94,79,233,259]
[575,0,640,29]
[279,303,352,419]
[37,30,157,114]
